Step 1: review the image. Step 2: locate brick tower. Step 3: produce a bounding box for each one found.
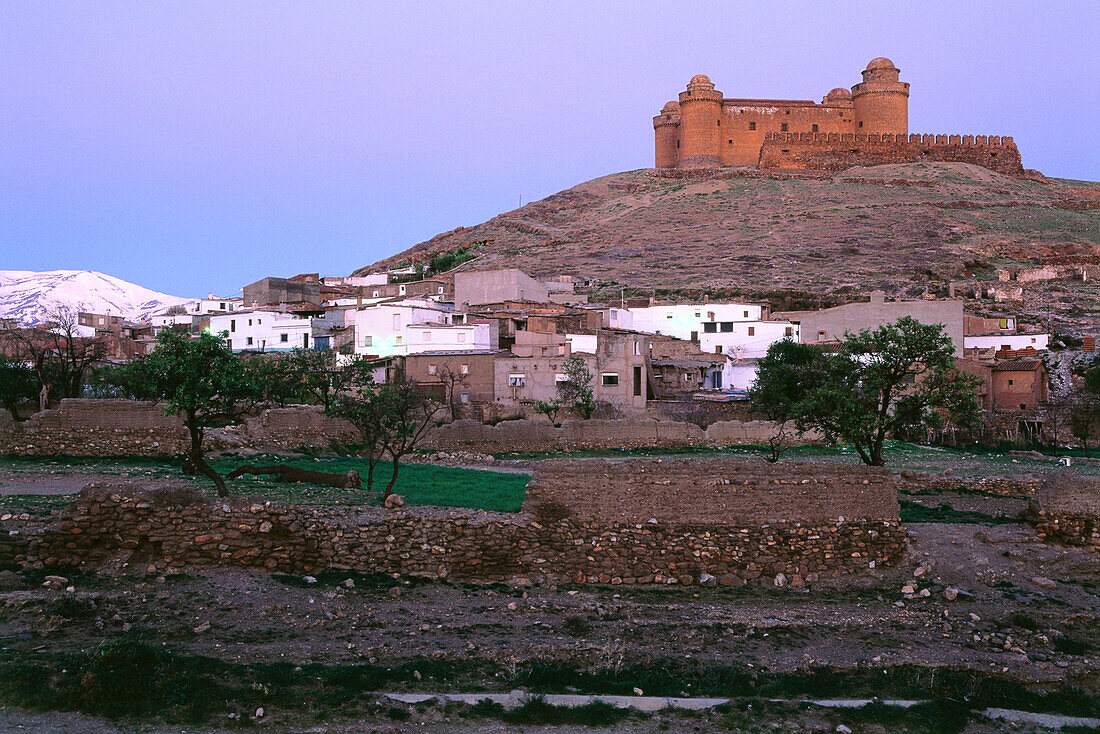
[676,74,723,168]
[851,57,909,135]
[653,101,681,169]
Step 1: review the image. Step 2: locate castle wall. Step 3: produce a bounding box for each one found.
[719,101,856,166]
[758,132,1024,176]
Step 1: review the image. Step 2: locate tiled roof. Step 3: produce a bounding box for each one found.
[991,359,1043,372]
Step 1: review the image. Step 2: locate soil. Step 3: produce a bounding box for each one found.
[0,465,1097,732]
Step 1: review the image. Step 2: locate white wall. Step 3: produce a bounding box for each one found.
[964,333,1049,351]
[209,310,313,352]
[698,321,798,360]
[565,333,598,354]
[406,323,494,354]
[350,302,448,357]
[609,303,766,340]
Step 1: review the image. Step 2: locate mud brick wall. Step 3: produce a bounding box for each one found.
[422,418,792,453]
[759,132,1024,176]
[240,407,359,452]
[0,400,190,456]
[20,459,904,586]
[1027,471,1100,547]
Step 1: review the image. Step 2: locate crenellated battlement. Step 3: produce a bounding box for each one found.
[759,130,1023,175]
[762,132,1015,147]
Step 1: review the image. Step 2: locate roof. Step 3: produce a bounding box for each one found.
[406,349,503,357]
[991,359,1044,372]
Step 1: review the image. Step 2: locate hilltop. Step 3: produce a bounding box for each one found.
[357,163,1100,329]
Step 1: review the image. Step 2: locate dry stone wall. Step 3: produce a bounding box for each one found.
[1027,471,1100,547]
[18,458,905,586]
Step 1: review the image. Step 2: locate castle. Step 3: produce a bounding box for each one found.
[654,58,1024,175]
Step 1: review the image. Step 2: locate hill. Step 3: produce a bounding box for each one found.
[357,163,1100,330]
[0,270,190,325]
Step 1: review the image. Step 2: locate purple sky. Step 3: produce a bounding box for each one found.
[2,1,1098,297]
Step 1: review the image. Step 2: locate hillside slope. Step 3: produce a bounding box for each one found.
[357,163,1100,324]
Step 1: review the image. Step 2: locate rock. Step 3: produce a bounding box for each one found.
[633,687,643,696]
[384,494,405,509]
[1030,576,1057,590]
[913,564,931,578]
[343,578,355,589]
[698,573,717,587]
[303,576,317,585]
[837,725,853,734]
[42,575,68,589]
[774,573,788,588]
[193,622,211,633]
[944,587,959,601]
[388,586,402,598]
[969,613,981,622]
[718,574,744,587]
[255,707,264,718]
[919,588,930,598]
[901,582,916,595]
[0,571,24,589]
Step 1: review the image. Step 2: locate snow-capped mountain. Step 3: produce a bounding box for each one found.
[0,270,191,325]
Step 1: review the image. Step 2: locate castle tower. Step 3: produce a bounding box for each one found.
[653,101,680,169]
[676,75,723,168]
[851,57,909,135]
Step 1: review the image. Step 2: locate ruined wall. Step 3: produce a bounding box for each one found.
[758,132,1024,176]
[21,458,904,586]
[0,400,357,457]
[1027,472,1100,547]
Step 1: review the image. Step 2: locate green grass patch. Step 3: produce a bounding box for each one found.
[900,500,1016,525]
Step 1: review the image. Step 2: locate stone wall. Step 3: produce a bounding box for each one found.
[1027,471,1100,547]
[758,132,1024,176]
[421,418,791,453]
[18,458,905,586]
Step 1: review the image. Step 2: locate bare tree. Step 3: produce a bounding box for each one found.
[432,362,469,421]
[0,308,108,410]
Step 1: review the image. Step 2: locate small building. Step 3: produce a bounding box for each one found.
[347,300,450,358]
[964,332,1049,356]
[698,320,798,360]
[405,350,501,407]
[455,269,549,307]
[990,359,1049,411]
[208,309,340,352]
[243,274,321,308]
[608,302,770,341]
[406,322,497,354]
[776,292,965,356]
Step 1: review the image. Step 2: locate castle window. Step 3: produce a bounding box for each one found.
[780,123,788,132]
[676,140,679,148]
[812,124,819,132]
[749,122,756,131]
[785,110,790,115]
[728,139,733,144]
[716,119,720,127]
[859,121,863,128]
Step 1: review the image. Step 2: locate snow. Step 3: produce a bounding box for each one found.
[0,270,191,325]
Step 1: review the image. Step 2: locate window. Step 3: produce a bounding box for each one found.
[363,335,373,347]
[508,374,526,387]
[666,313,673,319]
[690,330,698,343]
[1008,379,1014,386]
[1020,403,1027,410]
[859,121,863,128]
[812,124,819,132]
[438,286,444,294]
[633,341,640,356]
[785,326,793,337]
[818,330,826,338]
[694,311,700,318]
[226,340,232,350]
[601,373,619,386]
[749,122,756,130]
[728,139,733,144]
[780,123,788,132]
[720,322,733,332]
[743,310,749,318]
[428,364,437,375]
[458,392,469,403]
[248,319,252,326]
[247,337,253,346]
[716,119,720,127]
[708,311,715,320]
[399,285,406,295]
[372,290,379,298]
[460,363,469,375]
[703,322,717,333]
[280,333,288,343]
[220,303,226,310]
[394,336,402,345]
[230,320,236,332]
[715,345,723,354]
[748,326,755,336]
[633,366,642,397]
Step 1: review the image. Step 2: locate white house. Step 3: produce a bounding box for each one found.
[964,333,1050,352]
[698,320,799,360]
[405,322,496,354]
[208,310,326,352]
[349,300,450,358]
[609,302,768,341]
[190,296,242,315]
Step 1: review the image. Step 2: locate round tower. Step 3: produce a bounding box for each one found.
[851,57,909,135]
[653,100,681,168]
[676,74,723,168]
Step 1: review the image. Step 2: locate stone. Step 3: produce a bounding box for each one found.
[1030,576,1057,590]
[303,576,317,585]
[774,573,788,587]
[388,586,402,598]
[698,573,717,587]
[384,494,405,509]
[913,564,931,578]
[837,725,853,734]
[944,587,958,601]
[901,582,916,594]
[343,579,355,589]
[718,574,744,587]
[193,622,211,633]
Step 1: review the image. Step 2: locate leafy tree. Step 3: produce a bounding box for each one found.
[533,399,563,426]
[124,331,258,497]
[0,356,38,419]
[556,356,595,419]
[328,373,440,498]
[749,339,830,462]
[752,317,981,466]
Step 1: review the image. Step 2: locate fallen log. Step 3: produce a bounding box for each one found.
[227,464,361,489]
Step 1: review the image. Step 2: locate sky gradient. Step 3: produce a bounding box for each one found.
[2,1,1098,297]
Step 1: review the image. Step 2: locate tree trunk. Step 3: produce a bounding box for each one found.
[227,464,361,488]
[365,457,377,492]
[186,414,227,497]
[38,383,49,412]
[384,455,401,497]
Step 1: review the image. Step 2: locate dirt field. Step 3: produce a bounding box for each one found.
[0,457,1097,732]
